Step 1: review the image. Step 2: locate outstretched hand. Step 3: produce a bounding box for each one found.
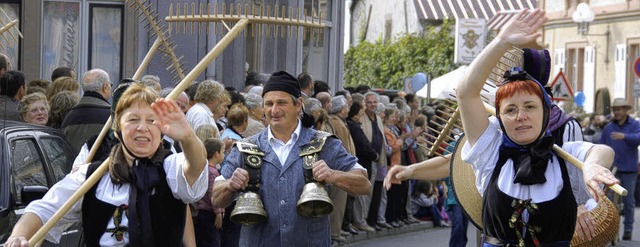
[384,165,412,190]
[151,98,193,142]
[497,9,547,47]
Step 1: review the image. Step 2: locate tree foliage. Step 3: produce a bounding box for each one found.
[344,20,457,90]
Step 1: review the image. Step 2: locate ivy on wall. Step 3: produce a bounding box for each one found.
[344,19,456,90]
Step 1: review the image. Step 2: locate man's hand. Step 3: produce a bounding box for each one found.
[228,168,249,191]
[610,132,625,140]
[312,160,336,184]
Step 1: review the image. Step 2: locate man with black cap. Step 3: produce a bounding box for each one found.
[212,71,371,246]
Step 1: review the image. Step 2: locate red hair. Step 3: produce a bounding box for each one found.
[495,80,545,114]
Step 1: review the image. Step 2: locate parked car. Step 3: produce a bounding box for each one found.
[0,120,82,246]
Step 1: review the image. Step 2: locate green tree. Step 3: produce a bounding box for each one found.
[344,19,456,90]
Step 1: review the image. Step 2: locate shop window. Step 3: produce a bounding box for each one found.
[41,1,123,81]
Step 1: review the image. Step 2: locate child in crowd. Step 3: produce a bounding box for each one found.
[193,138,225,247]
[411,180,447,227]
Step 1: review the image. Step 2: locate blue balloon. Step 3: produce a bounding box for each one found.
[574,91,585,107]
[411,73,427,92]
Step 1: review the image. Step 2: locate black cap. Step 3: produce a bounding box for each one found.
[262,71,301,98]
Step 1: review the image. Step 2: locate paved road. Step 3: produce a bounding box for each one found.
[347,208,640,247]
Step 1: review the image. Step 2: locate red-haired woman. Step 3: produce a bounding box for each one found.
[455,9,618,247]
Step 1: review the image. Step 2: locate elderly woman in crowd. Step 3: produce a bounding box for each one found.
[18,92,49,125]
[4,83,208,247]
[304,97,330,132]
[241,93,265,137]
[455,9,617,246]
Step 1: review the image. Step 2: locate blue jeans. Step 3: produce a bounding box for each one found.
[447,204,469,247]
[414,204,442,226]
[616,172,637,232]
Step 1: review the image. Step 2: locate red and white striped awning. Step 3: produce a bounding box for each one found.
[486,10,520,31]
[413,0,536,20]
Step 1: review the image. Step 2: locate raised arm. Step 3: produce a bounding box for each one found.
[455,9,546,146]
[152,98,206,186]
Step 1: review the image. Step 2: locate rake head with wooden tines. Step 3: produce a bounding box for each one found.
[416,99,462,157]
[165,3,325,42]
[0,7,23,51]
[125,0,187,81]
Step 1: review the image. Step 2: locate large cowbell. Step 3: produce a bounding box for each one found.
[230,143,268,225]
[230,191,267,225]
[297,134,334,217]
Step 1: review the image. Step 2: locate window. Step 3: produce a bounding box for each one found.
[41,1,124,81]
[40,137,74,181]
[89,4,124,82]
[626,41,639,109]
[41,1,80,79]
[566,44,586,98]
[11,139,47,203]
[0,1,21,70]
[302,0,333,83]
[614,44,626,98]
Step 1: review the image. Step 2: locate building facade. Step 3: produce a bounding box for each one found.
[1,0,345,92]
[542,0,640,113]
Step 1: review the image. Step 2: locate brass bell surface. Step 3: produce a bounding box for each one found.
[297,182,334,218]
[230,191,267,225]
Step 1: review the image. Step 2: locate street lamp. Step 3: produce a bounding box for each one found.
[572,3,594,35]
[571,3,610,63]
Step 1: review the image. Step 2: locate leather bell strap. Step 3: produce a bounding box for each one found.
[302,154,317,184]
[242,153,262,193]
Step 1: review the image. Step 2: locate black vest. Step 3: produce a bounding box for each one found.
[81,156,186,246]
[482,151,576,246]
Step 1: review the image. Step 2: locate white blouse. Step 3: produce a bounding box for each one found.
[461,123,593,204]
[25,153,208,246]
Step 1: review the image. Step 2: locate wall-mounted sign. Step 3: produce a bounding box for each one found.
[454,19,487,65]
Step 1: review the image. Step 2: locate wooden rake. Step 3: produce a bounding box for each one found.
[165,3,325,41]
[27,4,326,247]
[0,7,22,50]
[125,0,187,82]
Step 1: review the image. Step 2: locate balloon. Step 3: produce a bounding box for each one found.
[411,73,427,92]
[574,91,586,107]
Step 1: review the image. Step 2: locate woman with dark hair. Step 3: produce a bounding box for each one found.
[410,180,443,226]
[5,83,208,247]
[455,9,617,246]
[345,100,379,233]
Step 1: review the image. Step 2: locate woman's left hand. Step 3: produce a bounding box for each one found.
[151,98,193,142]
[582,163,618,202]
[574,205,595,241]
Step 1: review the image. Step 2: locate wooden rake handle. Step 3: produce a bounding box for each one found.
[482,102,628,196]
[27,18,250,247]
